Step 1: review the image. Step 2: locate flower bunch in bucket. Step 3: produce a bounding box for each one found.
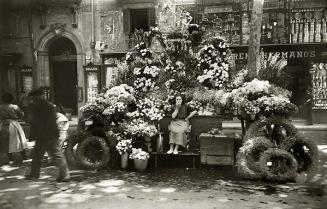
[116,138,133,155]
[122,118,158,138]
[129,148,150,160]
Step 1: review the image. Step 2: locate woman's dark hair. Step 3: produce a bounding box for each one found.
[2,92,13,104]
[174,94,185,105]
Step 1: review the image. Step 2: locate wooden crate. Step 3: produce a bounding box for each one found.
[199,133,235,165]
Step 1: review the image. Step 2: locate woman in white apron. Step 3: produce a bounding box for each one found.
[167,95,197,154]
[0,93,28,164]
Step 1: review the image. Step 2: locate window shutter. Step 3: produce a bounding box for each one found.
[148,7,156,27]
[123,9,130,34]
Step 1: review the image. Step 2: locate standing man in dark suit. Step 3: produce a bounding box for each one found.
[25,88,70,182]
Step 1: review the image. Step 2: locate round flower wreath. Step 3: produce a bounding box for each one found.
[236,151,263,180]
[258,148,298,182]
[281,134,319,180]
[241,136,275,173]
[244,116,297,143]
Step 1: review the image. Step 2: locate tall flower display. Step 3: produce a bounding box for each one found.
[196,37,230,89]
[126,41,162,93]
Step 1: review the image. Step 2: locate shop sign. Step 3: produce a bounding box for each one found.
[20,65,32,73]
[231,50,316,61]
[204,6,233,14]
[84,63,99,72]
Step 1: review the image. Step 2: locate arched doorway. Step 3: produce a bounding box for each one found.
[49,37,78,114]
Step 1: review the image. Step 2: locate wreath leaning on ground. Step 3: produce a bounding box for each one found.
[236,152,262,180]
[64,130,91,167]
[244,116,297,143]
[258,148,298,182]
[243,136,275,173]
[281,134,319,180]
[236,136,274,179]
[76,136,110,170]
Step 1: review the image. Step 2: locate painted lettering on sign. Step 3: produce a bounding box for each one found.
[232,50,316,60]
[84,67,98,71]
[21,68,32,73]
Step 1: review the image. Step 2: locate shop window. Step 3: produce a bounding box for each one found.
[123,8,155,34]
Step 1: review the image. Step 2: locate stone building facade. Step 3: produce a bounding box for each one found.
[0,0,167,114]
[1,0,327,122]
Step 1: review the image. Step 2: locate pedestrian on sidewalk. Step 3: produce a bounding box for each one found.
[46,105,70,164]
[0,92,28,165]
[55,105,69,148]
[25,88,70,182]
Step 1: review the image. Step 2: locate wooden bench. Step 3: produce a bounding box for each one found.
[151,116,223,168]
[151,151,199,168]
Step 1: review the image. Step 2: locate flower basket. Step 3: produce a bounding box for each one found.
[133,158,148,171]
[129,148,150,171]
[121,152,129,169]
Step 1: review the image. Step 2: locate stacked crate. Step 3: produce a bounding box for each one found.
[199,133,235,166]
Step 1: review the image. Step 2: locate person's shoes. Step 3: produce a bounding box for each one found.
[24,174,39,180]
[56,176,71,182]
[173,150,178,155]
[167,150,173,154]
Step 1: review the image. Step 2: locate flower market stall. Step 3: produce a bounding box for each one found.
[64,9,319,183]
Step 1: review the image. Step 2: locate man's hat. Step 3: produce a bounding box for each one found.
[28,88,43,97]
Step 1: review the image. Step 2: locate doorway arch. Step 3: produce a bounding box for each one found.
[36,30,85,115]
[49,37,77,114]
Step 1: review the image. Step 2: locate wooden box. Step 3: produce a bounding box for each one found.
[199,133,235,165]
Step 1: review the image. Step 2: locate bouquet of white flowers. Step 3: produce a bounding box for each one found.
[116,139,133,155]
[129,148,150,160]
[127,97,164,121]
[122,118,158,138]
[196,37,230,89]
[229,79,297,120]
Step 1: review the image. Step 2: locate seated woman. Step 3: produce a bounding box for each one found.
[167,95,197,154]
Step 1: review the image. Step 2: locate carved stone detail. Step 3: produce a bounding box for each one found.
[50,23,67,36]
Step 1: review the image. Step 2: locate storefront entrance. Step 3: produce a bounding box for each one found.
[49,37,78,115]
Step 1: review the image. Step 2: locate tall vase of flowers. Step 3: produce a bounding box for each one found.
[116,139,133,169]
[129,148,150,171]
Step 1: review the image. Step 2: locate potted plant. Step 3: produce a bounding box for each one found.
[116,138,133,169]
[129,148,150,171]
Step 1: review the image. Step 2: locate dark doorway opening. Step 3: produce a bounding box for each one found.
[285,63,311,121]
[49,37,77,115]
[130,9,150,33]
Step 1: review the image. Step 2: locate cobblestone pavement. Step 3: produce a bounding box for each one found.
[0,148,326,209]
